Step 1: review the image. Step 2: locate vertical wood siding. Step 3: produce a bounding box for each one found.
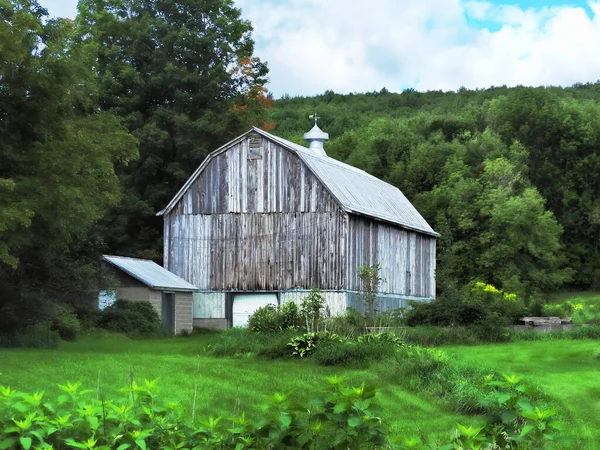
[163,133,435,298]
[347,216,436,298]
[164,134,347,291]
[173,136,338,215]
[166,211,346,290]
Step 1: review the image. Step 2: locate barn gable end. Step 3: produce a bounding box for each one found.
[163,131,347,291]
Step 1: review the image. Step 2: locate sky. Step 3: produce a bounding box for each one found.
[38,0,600,97]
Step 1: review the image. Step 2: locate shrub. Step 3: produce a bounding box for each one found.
[356,331,404,346]
[0,373,561,450]
[0,322,60,349]
[405,282,526,330]
[300,288,326,331]
[287,331,341,358]
[400,326,482,346]
[74,307,103,332]
[375,308,406,327]
[358,263,382,322]
[256,331,300,359]
[50,304,81,341]
[0,376,395,450]
[247,303,281,332]
[97,300,163,337]
[280,300,300,328]
[247,301,302,332]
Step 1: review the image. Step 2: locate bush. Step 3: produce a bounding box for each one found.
[247,303,281,332]
[0,376,395,450]
[50,304,81,341]
[400,326,481,346]
[280,300,300,328]
[287,331,341,358]
[247,301,301,332]
[97,300,163,337]
[74,307,103,332]
[405,282,527,330]
[0,322,60,349]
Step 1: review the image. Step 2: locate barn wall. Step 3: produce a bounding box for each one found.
[170,136,339,216]
[164,135,348,291]
[166,211,346,291]
[347,216,436,298]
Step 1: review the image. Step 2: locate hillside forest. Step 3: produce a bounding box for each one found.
[2,0,600,323]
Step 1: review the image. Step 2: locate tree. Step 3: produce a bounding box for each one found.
[0,0,138,324]
[76,0,270,258]
[416,140,571,301]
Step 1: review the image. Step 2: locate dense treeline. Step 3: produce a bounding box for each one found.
[0,0,270,326]
[1,0,599,325]
[269,85,600,300]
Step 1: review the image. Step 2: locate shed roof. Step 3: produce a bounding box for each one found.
[158,128,438,237]
[102,255,198,292]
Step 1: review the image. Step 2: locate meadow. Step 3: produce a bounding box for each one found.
[2,309,600,448]
[0,331,467,443]
[446,340,600,449]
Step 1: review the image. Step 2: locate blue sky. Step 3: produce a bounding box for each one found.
[38,0,600,96]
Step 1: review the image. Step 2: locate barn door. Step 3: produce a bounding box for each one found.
[161,293,175,334]
[232,293,278,327]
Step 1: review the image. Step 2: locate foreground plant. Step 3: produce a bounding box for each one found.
[0,368,562,450]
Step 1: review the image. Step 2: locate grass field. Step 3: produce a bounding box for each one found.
[446,340,600,449]
[2,326,599,448]
[0,331,467,443]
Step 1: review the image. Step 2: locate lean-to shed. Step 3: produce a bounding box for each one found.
[158,125,439,329]
[100,255,197,334]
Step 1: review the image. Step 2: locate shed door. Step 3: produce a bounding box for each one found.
[232,294,278,327]
[161,293,175,334]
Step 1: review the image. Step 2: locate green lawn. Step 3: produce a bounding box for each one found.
[0,331,466,442]
[446,340,600,449]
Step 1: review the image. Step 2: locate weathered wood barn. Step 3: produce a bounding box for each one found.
[158,124,438,328]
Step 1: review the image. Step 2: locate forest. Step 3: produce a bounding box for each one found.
[2,0,600,326]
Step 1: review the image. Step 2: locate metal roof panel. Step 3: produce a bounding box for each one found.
[103,255,198,292]
[256,129,439,236]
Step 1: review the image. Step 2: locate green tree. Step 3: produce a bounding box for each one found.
[417,143,571,301]
[76,0,269,258]
[0,0,137,325]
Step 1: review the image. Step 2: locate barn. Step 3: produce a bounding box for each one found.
[157,124,438,329]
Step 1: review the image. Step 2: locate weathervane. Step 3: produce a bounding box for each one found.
[309,113,320,125]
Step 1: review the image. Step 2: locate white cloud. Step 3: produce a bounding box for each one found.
[239,0,600,96]
[38,0,600,96]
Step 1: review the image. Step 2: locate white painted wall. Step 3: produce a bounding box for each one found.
[193,292,225,318]
[280,290,348,317]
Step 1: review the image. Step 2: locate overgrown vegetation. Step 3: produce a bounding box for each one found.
[96,300,164,337]
[0,355,562,449]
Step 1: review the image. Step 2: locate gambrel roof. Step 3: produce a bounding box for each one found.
[158,128,438,237]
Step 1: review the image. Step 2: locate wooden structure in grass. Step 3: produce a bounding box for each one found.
[157,124,439,328]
